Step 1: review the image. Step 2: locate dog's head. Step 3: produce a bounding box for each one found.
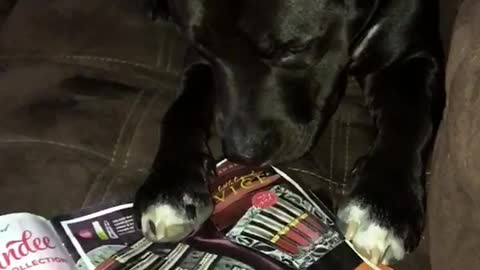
[161,0,373,164]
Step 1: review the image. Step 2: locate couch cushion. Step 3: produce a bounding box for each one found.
[0,63,178,217]
[0,0,186,217]
[0,0,186,76]
[428,0,480,269]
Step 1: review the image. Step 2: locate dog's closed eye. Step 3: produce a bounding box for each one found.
[259,37,314,59]
[287,40,314,53]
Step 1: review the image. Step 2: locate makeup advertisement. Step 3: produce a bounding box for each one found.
[0,160,379,270]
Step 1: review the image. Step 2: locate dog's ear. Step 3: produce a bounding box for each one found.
[143,0,170,21]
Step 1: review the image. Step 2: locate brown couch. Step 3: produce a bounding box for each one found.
[0,0,474,269]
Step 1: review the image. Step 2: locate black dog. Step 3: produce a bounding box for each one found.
[134,0,444,265]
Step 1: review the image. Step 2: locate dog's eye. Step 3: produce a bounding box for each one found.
[287,37,316,54]
[288,42,312,53]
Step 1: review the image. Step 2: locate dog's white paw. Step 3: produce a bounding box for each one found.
[337,201,405,265]
[140,194,212,243]
[134,166,215,243]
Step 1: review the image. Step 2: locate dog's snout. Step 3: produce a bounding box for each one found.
[222,122,279,164]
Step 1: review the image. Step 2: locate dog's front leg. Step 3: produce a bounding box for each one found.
[337,54,440,265]
[134,60,215,243]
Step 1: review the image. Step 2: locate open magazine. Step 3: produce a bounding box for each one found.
[0,160,385,270]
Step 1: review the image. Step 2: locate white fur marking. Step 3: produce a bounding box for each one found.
[141,204,193,243]
[338,201,406,265]
[141,196,213,243]
[338,202,369,225]
[183,194,194,205]
[353,23,381,58]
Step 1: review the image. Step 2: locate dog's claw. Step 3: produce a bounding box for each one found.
[370,248,382,265]
[134,167,214,243]
[345,222,360,240]
[140,203,204,243]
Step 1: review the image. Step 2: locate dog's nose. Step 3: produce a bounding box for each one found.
[222,123,279,164]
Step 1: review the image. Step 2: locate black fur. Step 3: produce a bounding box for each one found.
[135,0,444,256]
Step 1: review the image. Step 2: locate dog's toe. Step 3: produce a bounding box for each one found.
[141,203,193,243]
[134,168,214,243]
[139,194,213,243]
[338,202,405,265]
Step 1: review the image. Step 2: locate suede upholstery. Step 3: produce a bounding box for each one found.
[0,0,186,216]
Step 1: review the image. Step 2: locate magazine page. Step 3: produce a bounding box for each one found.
[211,161,344,268]
[47,160,382,270]
[94,238,255,270]
[0,213,77,270]
[191,160,382,270]
[49,203,254,270]
[202,160,364,270]
[50,203,142,270]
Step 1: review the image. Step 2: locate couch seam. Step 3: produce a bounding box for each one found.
[166,38,173,72]
[0,54,181,88]
[329,119,337,196]
[0,139,110,160]
[99,92,161,202]
[342,115,351,195]
[59,55,158,71]
[81,90,145,208]
[0,54,160,72]
[155,33,167,68]
[122,93,161,170]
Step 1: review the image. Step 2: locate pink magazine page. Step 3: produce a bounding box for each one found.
[0,213,77,270]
